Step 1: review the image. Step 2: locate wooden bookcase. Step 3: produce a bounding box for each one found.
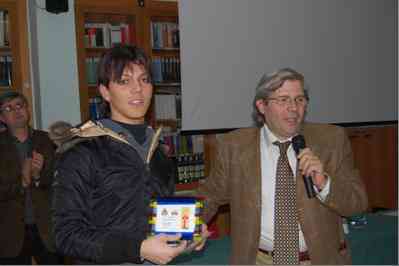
[0,0,30,112]
[75,0,145,121]
[75,0,181,128]
[141,0,181,131]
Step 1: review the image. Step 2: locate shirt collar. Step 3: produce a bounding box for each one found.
[8,127,33,144]
[262,123,294,149]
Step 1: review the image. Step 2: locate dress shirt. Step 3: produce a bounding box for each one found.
[259,124,330,252]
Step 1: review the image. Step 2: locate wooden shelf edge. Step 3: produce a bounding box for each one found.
[175,181,199,191]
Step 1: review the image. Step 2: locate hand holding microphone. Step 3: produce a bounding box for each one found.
[292,135,327,198]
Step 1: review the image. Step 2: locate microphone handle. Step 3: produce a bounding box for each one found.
[303,175,316,198]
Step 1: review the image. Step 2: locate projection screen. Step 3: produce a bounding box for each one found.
[179,0,397,131]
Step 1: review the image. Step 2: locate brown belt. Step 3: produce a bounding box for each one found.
[258,242,347,262]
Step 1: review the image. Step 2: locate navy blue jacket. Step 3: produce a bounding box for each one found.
[52,124,175,264]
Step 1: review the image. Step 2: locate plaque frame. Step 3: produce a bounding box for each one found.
[149,197,203,241]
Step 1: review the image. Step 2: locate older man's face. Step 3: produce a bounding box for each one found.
[0,97,30,130]
[256,80,307,140]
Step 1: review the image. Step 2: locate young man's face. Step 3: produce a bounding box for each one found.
[0,97,30,130]
[100,63,153,124]
[256,80,307,140]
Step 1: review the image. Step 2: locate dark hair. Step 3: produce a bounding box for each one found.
[96,45,151,118]
[0,91,28,110]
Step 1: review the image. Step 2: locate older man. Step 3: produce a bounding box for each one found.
[0,91,61,264]
[198,68,368,265]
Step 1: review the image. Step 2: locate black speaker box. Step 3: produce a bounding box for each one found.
[46,0,69,14]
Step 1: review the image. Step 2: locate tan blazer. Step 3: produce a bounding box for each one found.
[198,123,368,265]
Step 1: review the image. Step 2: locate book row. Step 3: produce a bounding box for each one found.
[89,96,103,120]
[0,55,12,87]
[84,22,135,48]
[161,134,204,157]
[154,94,181,121]
[151,21,179,50]
[174,153,206,184]
[151,57,181,83]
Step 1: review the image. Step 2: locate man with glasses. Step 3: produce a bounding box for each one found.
[0,91,62,264]
[197,68,368,264]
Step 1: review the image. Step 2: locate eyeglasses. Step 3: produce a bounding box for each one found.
[266,96,308,107]
[1,102,26,113]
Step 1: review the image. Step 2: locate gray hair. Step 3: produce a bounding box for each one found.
[252,68,309,127]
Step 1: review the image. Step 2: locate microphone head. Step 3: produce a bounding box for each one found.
[292,135,306,155]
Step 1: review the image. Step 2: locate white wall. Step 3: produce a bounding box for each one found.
[28,0,80,130]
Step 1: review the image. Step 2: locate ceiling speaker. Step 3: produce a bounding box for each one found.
[46,0,69,14]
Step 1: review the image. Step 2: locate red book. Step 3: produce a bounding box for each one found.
[129,23,136,45]
[121,24,128,44]
[87,28,96,47]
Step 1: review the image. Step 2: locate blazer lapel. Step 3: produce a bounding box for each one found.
[238,128,262,245]
[238,128,262,207]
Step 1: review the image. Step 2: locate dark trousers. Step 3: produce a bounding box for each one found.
[0,224,63,265]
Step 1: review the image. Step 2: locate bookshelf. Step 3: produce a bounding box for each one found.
[145,1,206,192]
[0,1,20,94]
[0,7,12,91]
[0,0,32,117]
[75,1,144,121]
[146,4,181,131]
[148,0,179,11]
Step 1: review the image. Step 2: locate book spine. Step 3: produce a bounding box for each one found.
[0,10,4,47]
[3,10,8,46]
[6,55,11,86]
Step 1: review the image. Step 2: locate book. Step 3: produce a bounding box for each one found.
[3,10,8,46]
[0,10,4,47]
[5,55,11,86]
[0,56,7,86]
[85,23,110,48]
[109,24,122,46]
[85,57,95,85]
[89,96,103,120]
[151,58,163,83]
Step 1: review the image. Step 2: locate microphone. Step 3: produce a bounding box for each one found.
[292,135,316,198]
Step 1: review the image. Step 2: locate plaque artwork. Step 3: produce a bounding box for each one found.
[149,197,203,242]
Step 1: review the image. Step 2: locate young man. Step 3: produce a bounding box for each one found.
[52,45,204,265]
[197,68,368,264]
[0,91,61,265]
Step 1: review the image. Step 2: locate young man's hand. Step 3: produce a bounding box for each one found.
[140,234,187,265]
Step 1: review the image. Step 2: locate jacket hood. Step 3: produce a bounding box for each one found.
[49,120,162,164]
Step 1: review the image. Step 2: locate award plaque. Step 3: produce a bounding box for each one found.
[149,197,203,242]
